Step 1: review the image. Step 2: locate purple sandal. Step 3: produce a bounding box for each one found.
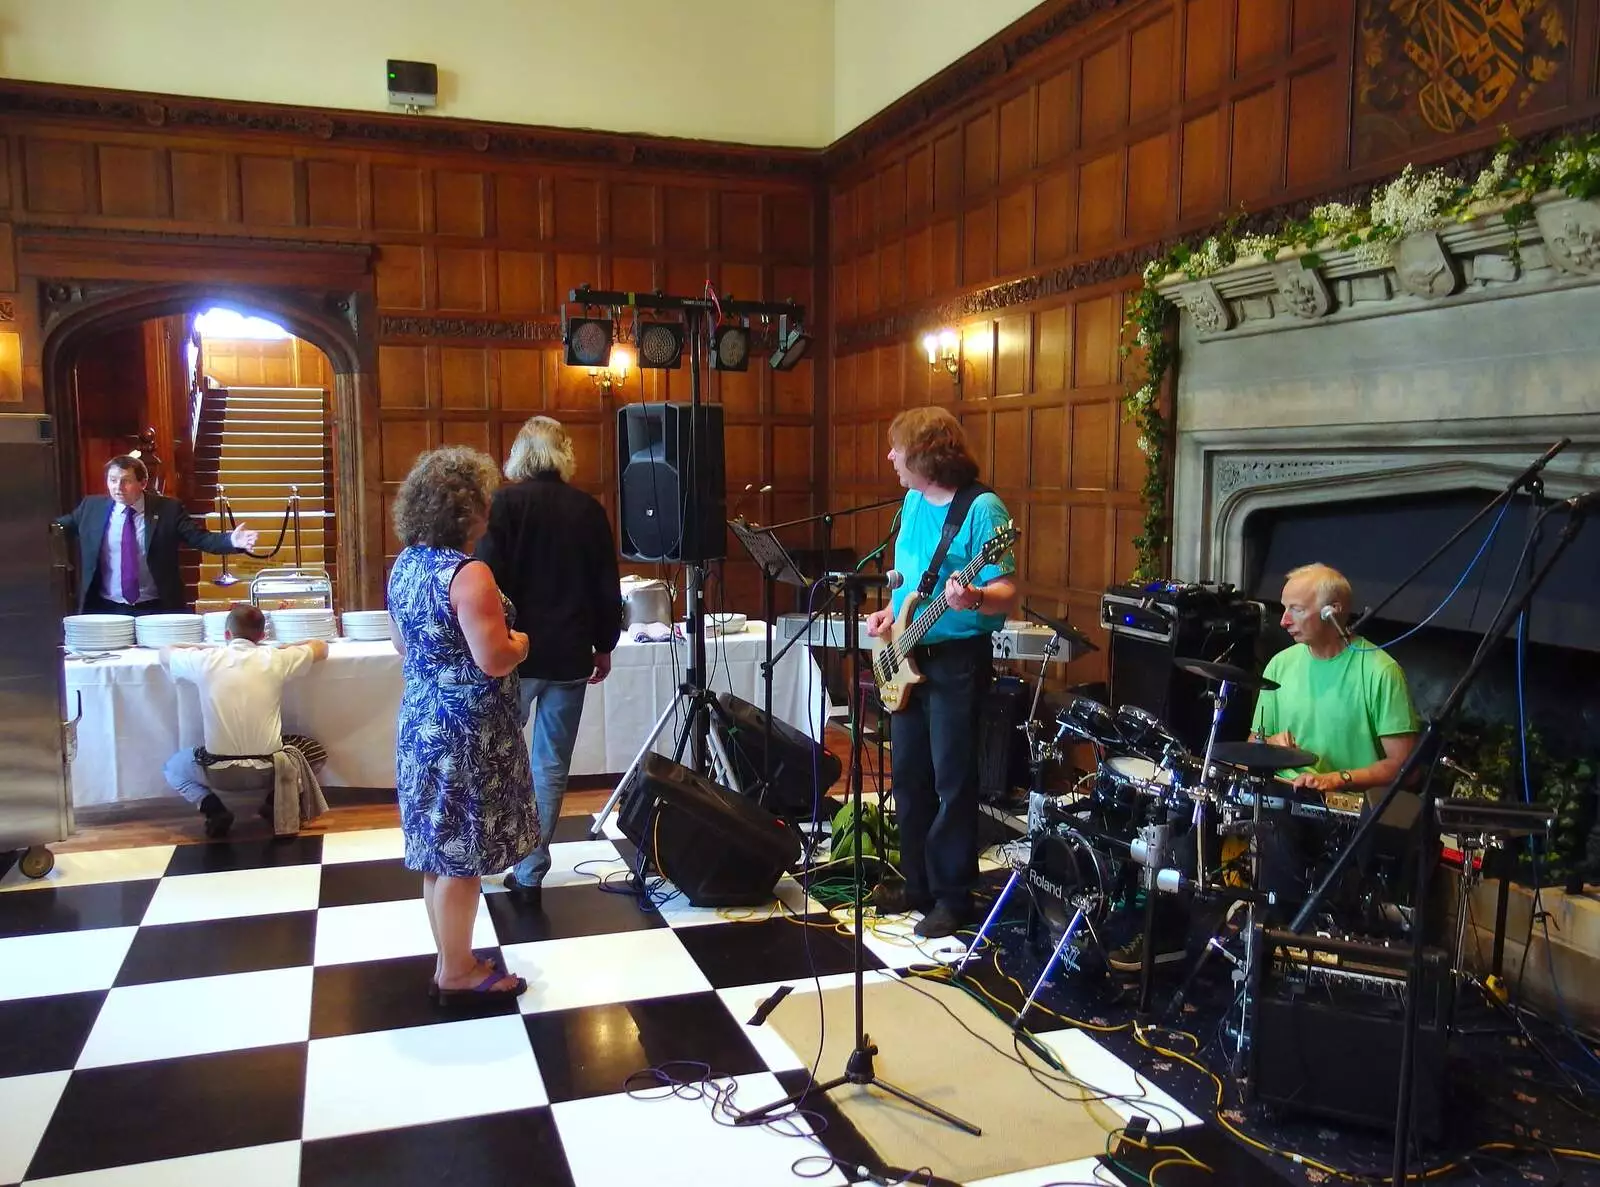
[427,952,506,1000]
[434,970,527,1008]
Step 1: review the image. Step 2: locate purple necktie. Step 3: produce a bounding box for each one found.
[120,509,141,605]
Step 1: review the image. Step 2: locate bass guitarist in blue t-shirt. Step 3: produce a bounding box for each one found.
[865,407,1018,940]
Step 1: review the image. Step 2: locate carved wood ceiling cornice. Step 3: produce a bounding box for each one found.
[0,79,825,181]
[833,109,1600,354]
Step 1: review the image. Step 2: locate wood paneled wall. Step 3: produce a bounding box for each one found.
[0,87,821,612]
[202,336,331,391]
[825,0,1600,683]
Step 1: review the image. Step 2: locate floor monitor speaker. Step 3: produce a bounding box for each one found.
[715,692,842,819]
[616,753,800,906]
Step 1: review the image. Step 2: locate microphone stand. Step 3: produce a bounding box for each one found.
[1348,438,1568,637]
[1288,497,1591,1187]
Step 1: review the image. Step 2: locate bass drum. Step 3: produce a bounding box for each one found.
[1025,826,1121,948]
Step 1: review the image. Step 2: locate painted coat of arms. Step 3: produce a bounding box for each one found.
[1355,0,1573,164]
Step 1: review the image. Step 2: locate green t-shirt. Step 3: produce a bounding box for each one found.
[1249,641,1419,775]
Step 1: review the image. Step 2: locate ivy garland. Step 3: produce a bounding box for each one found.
[1118,128,1600,581]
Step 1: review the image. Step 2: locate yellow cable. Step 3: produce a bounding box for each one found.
[1147,1155,1212,1184]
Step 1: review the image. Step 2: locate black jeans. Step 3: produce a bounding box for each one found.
[889,634,993,910]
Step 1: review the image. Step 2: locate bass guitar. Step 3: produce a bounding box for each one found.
[869,522,1020,712]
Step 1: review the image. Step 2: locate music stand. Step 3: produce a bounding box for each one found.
[729,518,819,815]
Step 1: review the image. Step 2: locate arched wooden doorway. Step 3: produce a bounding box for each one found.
[40,272,380,609]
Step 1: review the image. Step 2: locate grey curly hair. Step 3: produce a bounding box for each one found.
[504,416,577,482]
[392,446,500,550]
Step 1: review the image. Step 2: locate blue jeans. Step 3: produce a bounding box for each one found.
[512,677,588,885]
[888,635,992,910]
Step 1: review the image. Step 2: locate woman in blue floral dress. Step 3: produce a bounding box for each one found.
[388,446,538,1004]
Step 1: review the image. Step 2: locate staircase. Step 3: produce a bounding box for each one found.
[192,386,332,614]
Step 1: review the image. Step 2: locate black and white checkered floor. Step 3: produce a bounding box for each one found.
[0,816,1202,1187]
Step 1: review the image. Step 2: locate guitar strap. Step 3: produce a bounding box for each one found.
[915,482,992,599]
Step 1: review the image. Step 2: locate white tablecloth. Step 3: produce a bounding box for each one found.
[63,624,829,806]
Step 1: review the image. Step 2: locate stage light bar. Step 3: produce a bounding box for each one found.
[770,316,810,371]
[635,319,685,370]
[710,322,751,372]
[563,314,614,368]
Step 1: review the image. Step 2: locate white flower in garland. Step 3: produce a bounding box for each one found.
[1369,163,1459,237]
[1234,233,1279,262]
[1136,434,1153,456]
[1312,202,1364,235]
[1469,151,1511,202]
[1128,383,1156,408]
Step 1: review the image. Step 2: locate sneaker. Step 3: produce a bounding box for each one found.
[1106,933,1185,974]
[501,871,543,910]
[870,879,931,916]
[914,901,974,940]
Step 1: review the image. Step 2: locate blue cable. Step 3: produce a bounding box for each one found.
[1353,497,1512,651]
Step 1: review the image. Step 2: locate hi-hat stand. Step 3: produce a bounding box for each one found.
[581,286,809,842]
[1288,449,1593,1187]
[736,571,981,1136]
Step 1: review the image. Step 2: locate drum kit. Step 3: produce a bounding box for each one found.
[959,646,1357,1044]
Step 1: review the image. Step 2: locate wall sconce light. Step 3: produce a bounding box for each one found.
[922,327,960,383]
[588,345,631,395]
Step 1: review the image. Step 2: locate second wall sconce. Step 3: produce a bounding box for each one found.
[922,327,960,384]
[588,344,632,395]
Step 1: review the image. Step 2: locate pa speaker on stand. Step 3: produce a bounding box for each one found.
[617,403,726,563]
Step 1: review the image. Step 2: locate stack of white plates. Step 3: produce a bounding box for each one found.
[341,610,393,641]
[134,613,205,648]
[63,613,136,651]
[269,607,337,643]
[203,611,276,643]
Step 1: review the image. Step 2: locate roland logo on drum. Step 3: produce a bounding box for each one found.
[1026,866,1068,902]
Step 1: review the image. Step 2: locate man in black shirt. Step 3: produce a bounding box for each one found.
[477,417,623,907]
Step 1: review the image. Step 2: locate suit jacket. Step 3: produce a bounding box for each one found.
[55,492,240,612]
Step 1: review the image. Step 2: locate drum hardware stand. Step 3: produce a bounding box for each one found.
[738,572,981,1136]
[1288,473,1592,1187]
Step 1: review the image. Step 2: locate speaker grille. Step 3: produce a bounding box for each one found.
[620,459,681,561]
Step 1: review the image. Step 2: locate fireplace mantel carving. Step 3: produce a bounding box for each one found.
[1161,192,1600,589]
[1158,194,1600,343]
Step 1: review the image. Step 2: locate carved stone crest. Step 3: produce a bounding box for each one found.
[1394,231,1462,298]
[1535,198,1600,276]
[1273,262,1331,319]
[1173,281,1232,334]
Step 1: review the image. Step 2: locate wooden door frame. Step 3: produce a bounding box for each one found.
[26,230,382,608]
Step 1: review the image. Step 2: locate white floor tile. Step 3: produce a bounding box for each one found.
[302,1014,544,1141]
[848,910,971,971]
[0,1070,70,1183]
[76,967,314,1069]
[312,896,496,966]
[1031,1028,1202,1132]
[140,865,321,926]
[966,1155,1117,1187]
[715,972,900,1073]
[655,875,824,929]
[501,928,711,1014]
[23,1141,301,1187]
[591,812,626,842]
[317,828,405,865]
[480,840,626,894]
[552,1071,846,1187]
[0,846,174,892]
[0,927,137,1002]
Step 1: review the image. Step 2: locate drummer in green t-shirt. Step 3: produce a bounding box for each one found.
[1251,563,1420,793]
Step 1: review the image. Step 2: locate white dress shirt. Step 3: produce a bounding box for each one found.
[100,498,159,605]
[167,640,316,767]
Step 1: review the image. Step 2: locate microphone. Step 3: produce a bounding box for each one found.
[1320,603,1353,644]
[1566,488,1600,512]
[824,568,903,589]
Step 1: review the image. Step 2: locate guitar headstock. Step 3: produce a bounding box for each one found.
[980,521,1020,564]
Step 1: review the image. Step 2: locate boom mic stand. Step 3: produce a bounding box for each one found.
[1288,491,1593,1187]
[736,570,981,1136]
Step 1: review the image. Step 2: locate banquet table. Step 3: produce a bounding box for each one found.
[63,623,830,807]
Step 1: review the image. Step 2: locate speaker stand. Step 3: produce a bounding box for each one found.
[735,574,981,1137]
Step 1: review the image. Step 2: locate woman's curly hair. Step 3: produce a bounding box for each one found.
[392,446,500,550]
[887,406,979,489]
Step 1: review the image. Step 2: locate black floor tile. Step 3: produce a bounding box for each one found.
[525,992,765,1104]
[672,914,883,988]
[299,1106,575,1187]
[115,911,317,986]
[0,991,105,1077]
[551,815,602,843]
[0,880,158,939]
[310,952,516,1039]
[25,1043,307,1179]
[772,1066,881,1180]
[485,882,665,946]
[317,858,422,908]
[162,833,323,876]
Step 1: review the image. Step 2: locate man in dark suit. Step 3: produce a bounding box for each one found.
[54,454,259,615]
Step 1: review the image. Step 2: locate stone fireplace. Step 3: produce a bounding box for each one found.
[1162,194,1600,610]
